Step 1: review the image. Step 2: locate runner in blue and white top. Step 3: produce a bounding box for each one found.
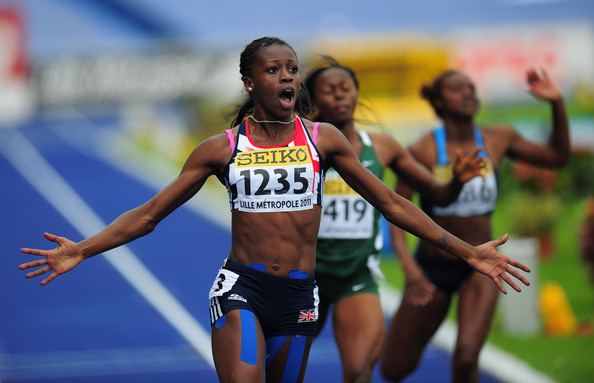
[384,68,570,383]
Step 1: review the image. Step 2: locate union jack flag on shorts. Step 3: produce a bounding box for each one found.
[298,309,317,323]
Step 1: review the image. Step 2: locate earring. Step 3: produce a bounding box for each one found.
[247,87,253,92]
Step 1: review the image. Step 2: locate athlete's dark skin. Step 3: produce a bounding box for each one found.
[382,69,569,383]
[19,42,531,383]
[309,66,484,383]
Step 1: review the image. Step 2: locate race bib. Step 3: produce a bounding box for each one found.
[232,146,316,212]
[318,174,374,239]
[432,161,498,217]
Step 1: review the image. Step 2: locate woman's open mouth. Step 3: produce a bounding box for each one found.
[279,88,295,109]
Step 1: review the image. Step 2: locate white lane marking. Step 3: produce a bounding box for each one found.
[1,130,214,369]
[51,117,232,231]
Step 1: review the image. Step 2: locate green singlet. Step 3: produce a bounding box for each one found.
[316,131,384,285]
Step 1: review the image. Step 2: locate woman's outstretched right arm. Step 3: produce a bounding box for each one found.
[19,134,231,285]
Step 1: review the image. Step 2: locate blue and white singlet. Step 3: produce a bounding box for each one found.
[423,126,498,217]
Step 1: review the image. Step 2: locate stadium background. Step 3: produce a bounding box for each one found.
[1,1,593,382]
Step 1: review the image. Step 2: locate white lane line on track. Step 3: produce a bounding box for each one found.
[1,130,215,369]
[49,113,231,231]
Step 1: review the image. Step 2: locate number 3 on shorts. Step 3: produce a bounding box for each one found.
[208,269,240,299]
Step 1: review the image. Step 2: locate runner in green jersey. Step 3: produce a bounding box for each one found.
[316,130,384,280]
[305,57,485,383]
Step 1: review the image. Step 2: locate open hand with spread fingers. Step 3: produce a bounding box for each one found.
[467,233,531,294]
[452,146,487,183]
[19,232,84,286]
[527,67,562,101]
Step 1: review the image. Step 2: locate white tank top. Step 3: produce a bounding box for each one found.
[223,117,323,213]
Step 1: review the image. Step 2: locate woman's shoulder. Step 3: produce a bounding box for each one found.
[186,131,235,166]
[367,130,396,141]
[366,130,403,152]
[301,117,334,131]
[404,131,436,160]
[304,118,340,139]
[409,130,434,147]
[205,130,234,146]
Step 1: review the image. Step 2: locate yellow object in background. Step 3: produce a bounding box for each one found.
[539,282,577,336]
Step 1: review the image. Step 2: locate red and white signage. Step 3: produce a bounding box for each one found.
[448,23,594,102]
[0,7,31,124]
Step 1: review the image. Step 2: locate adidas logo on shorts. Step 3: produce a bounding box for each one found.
[227,293,247,303]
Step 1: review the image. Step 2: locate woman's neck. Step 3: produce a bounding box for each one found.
[249,114,295,125]
[443,116,475,142]
[247,116,296,144]
[250,106,294,124]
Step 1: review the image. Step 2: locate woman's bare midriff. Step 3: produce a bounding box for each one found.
[228,207,322,276]
[418,214,493,263]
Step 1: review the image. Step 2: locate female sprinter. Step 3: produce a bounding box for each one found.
[304,57,483,383]
[382,68,569,383]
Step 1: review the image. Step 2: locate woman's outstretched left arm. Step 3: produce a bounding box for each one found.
[319,123,530,294]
